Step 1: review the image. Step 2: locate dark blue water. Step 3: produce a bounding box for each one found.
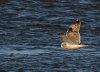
[0,0,100,72]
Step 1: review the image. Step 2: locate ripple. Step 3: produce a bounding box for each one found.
[0,49,50,55]
[0,0,100,72]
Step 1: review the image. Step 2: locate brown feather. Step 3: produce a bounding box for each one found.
[66,19,81,44]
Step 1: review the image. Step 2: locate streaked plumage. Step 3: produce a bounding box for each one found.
[58,19,88,49]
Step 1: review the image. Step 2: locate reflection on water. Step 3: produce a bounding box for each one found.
[0,0,100,72]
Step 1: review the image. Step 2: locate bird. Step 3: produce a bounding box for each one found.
[58,19,88,49]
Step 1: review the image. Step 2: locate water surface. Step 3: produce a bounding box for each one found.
[0,0,100,72]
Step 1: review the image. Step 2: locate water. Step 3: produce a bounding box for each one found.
[0,0,100,72]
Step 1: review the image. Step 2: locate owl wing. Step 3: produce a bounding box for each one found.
[66,19,81,44]
[58,33,75,44]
